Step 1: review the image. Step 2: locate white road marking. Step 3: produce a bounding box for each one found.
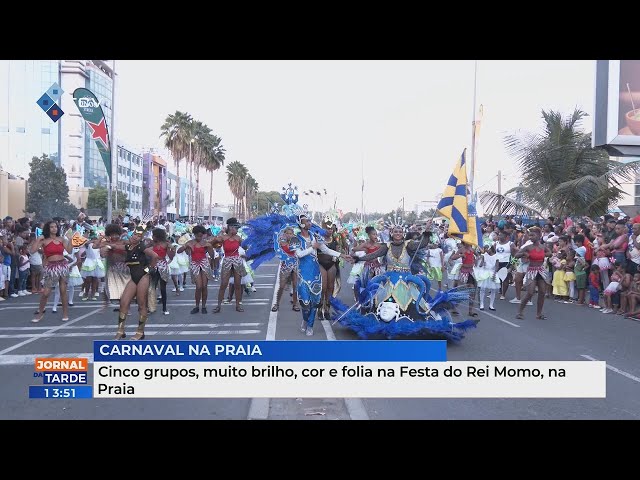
[321,320,370,420]
[580,355,640,383]
[0,323,263,331]
[476,308,521,328]
[0,329,263,339]
[0,308,102,355]
[248,263,280,420]
[429,287,520,328]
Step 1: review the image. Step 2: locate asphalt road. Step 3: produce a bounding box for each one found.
[1,260,639,419]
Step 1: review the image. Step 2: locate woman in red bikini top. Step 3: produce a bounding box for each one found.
[210,218,247,313]
[177,225,214,314]
[30,220,81,323]
[351,226,384,274]
[514,227,552,321]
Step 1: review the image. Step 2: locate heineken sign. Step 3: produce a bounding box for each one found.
[72,88,112,180]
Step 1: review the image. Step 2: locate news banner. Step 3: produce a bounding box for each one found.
[29,341,606,399]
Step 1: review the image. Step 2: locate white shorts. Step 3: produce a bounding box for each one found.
[516,262,529,274]
[1,264,10,282]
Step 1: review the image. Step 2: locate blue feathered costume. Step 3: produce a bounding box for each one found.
[242,214,477,341]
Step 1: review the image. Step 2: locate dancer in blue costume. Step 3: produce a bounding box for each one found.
[293,214,348,336]
[333,223,478,341]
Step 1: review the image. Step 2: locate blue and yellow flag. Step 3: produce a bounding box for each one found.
[453,204,483,248]
[437,150,469,235]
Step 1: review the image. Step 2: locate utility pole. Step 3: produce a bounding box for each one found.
[497,169,502,215]
[112,61,118,216]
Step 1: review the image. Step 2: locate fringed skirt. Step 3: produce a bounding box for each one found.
[221,256,247,278]
[190,258,213,282]
[458,265,476,285]
[278,260,297,287]
[43,260,69,289]
[523,265,552,286]
[156,259,171,283]
[106,261,131,301]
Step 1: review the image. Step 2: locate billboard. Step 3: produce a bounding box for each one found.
[593,60,640,156]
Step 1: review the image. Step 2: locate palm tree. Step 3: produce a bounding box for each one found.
[160,111,193,219]
[245,174,259,219]
[480,108,640,218]
[191,120,210,216]
[203,135,225,222]
[226,161,248,219]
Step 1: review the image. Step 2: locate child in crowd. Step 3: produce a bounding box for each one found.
[169,236,189,295]
[602,263,624,314]
[552,251,568,300]
[17,245,31,296]
[624,273,640,318]
[574,247,588,305]
[29,236,43,295]
[588,264,601,309]
[564,250,577,303]
[81,233,105,300]
[594,246,611,290]
[426,241,445,292]
[476,244,499,311]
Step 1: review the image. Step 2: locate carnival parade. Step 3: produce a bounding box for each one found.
[2,60,640,421]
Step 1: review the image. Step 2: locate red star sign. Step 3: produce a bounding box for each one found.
[87,119,109,147]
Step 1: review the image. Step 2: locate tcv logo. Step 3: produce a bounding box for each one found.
[78,97,100,108]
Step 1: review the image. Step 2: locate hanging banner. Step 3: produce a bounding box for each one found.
[72,88,112,180]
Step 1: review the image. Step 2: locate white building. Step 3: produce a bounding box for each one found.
[116,145,143,218]
[614,157,640,208]
[414,200,438,216]
[166,171,178,221]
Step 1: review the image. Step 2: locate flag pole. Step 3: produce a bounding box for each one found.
[110,60,117,220]
[469,60,478,200]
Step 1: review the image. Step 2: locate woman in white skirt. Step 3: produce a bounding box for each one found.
[172,238,190,293]
[81,233,105,300]
[475,244,500,311]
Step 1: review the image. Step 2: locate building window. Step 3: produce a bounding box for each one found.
[635,185,640,198]
[41,128,51,134]
[16,127,25,133]
[0,126,8,132]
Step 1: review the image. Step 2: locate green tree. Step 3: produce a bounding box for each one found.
[480,109,640,218]
[87,185,129,217]
[253,191,286,215]
[201,133,225,221]
[226,161,249,219]
[26,154,78,220]
[160,111,193,219]
[405,211,418,225]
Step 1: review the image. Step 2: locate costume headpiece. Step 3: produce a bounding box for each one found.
[385,214,407,232]
[297,214,309,228]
